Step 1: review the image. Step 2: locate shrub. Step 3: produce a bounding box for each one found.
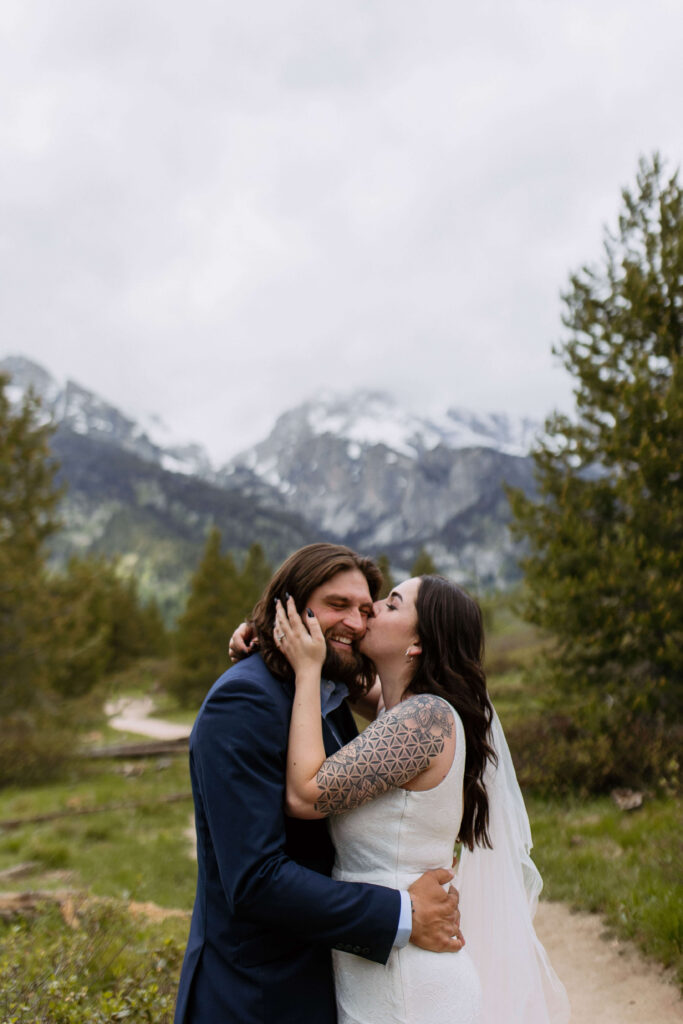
[508,704,681,797]
[0,710,76,787]
[0,900,185,1024]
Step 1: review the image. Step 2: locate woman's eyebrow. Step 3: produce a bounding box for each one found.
[388,591,404,603]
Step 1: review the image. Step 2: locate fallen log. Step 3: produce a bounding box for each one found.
[0,889,191,925]
[0,791,192,831]
[0,861,40,882]
[0,889,75,922]
[83,737,189,759]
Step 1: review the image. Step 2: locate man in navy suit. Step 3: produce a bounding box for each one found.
[175,543,462,1024]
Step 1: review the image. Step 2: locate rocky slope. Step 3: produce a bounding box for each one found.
[220,392,540,585]
[2,356,314,617]
[1,354,213,477]
[3,356,541,604]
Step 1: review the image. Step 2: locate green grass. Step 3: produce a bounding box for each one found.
[0,757,197,910]
[0,743,194,1022]
[527,793,683,984]
[484,595,560,727]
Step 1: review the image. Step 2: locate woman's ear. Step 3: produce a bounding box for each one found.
[405,642,422,659]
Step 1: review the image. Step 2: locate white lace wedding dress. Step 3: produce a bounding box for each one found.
[330,704,482,1024]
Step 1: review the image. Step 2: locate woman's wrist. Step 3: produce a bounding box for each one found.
[294,664,323,689]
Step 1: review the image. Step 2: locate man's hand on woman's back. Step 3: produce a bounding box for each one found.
[408,870,464,953]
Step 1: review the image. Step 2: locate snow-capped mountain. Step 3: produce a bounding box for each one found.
[1,355,213,477]
[306,390,541,457]
[1,355,313,617]
[220,391,540,584]
[223,391,540,481]
[2,358,540,590]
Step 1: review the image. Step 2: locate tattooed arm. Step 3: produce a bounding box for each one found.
[275,598,454,820]
[287,691,454,819]
[275,599,454,820]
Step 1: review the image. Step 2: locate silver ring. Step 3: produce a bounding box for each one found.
[276,632,285,642]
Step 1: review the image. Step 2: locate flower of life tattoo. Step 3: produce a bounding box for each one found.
[314,694,454,815]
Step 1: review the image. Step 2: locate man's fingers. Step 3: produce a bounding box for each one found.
[430,868,455,886]
[228,621,256,661]
[410,927,466,953]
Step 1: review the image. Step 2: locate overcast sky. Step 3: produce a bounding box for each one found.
[2,0,682,462]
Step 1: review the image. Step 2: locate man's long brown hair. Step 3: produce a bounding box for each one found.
[250,543,382,697]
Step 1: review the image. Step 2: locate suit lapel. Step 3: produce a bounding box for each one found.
[278,666,359,755]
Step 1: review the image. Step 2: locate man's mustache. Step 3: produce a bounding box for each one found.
[323,630,360,651]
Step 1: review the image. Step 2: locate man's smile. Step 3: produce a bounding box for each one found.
[328,633,355,650]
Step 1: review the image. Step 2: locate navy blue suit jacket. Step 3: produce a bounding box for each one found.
[174,654,401,1024]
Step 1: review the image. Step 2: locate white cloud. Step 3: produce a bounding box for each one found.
[1,0,682,460]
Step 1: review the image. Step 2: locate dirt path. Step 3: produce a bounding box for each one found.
[105,696,192,741]
[535,901,681,1023]
[106,700,681,1021]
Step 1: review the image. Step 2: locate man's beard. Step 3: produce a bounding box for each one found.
[321,640,365,688]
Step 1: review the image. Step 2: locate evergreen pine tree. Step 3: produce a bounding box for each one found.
[0,375,61,713]
[0,375,76,784]
[0,376,169,781]
[169,527,245,707]
[49,556,169,698]
[240,542,272,616]
[508,154,682,724]
[410,547,439,576]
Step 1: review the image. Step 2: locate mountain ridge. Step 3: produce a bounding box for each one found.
[2,354,539,601]
[1,354,214,477]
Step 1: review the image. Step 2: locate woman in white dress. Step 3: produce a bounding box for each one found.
[274,574,570,1024]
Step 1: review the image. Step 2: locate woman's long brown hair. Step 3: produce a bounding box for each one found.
[409,575,496,850]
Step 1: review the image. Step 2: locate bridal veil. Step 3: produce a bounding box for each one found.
[455,708,571,1023]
